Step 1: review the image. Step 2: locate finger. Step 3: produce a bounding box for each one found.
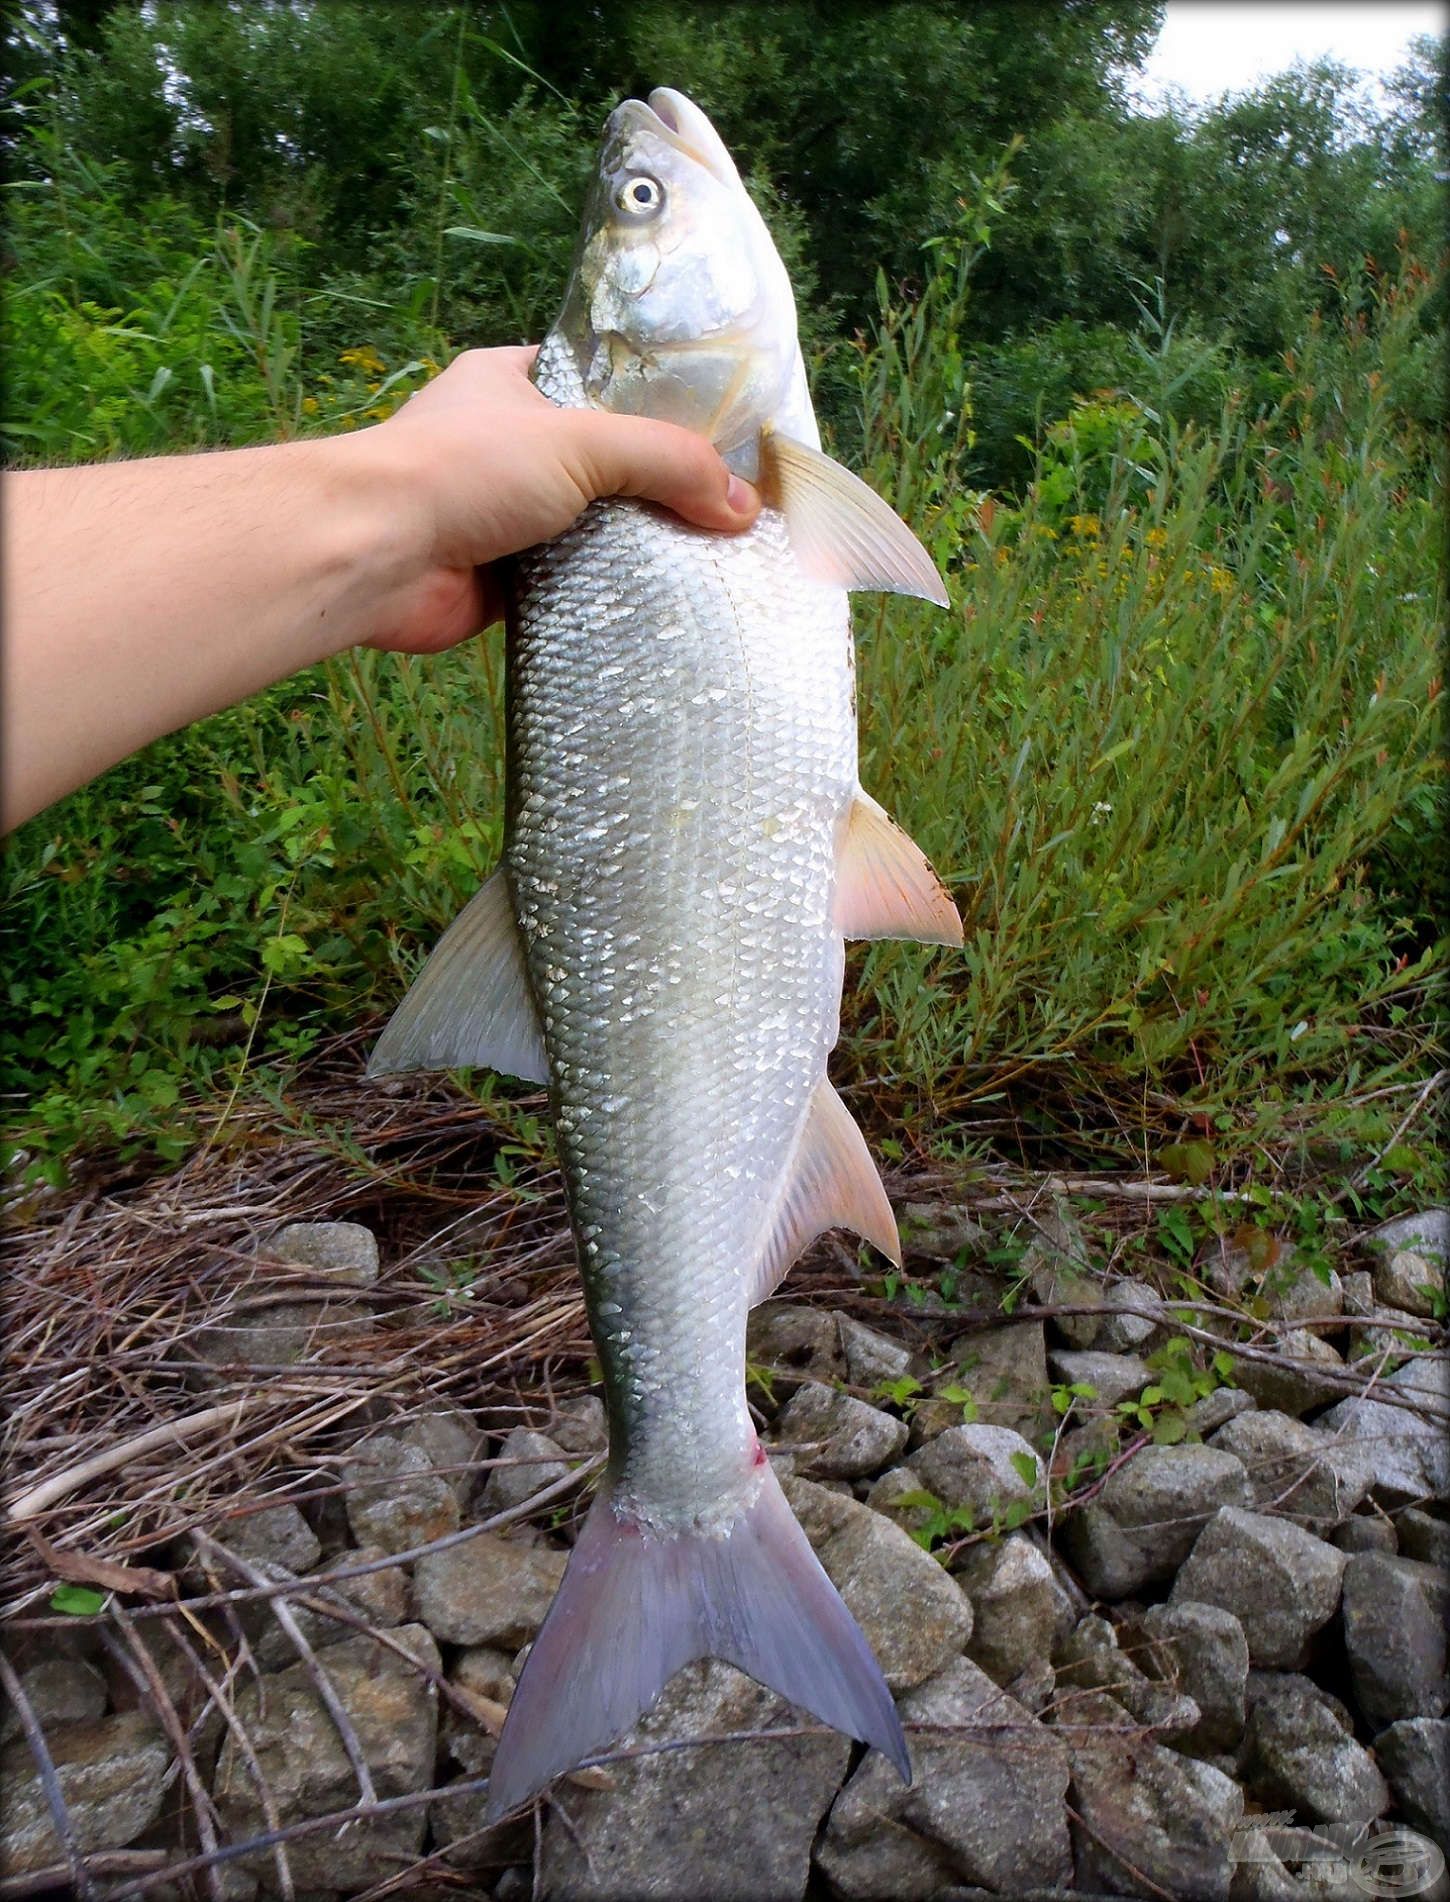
[567,411,760,532]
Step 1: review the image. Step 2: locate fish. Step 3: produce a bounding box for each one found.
[368,86,961,1819]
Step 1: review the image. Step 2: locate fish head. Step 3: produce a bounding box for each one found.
[552,87,814,474]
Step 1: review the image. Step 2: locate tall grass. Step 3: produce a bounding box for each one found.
[2,183,1442,1187]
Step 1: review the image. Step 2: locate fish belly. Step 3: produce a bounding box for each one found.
[508,499,855,1529]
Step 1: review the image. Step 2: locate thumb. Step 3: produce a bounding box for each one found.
[565,409,761,532]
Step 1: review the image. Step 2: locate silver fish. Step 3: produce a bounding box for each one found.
[370,87,961,1819]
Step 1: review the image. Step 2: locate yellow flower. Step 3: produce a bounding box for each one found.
[300,395,319,416]
[1068,513,1102,540]
[339,345,386,375]
[1208,566,1234,595]
[1145,527,1167,548]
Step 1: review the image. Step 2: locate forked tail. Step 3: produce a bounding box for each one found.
[484,1460,909,1820]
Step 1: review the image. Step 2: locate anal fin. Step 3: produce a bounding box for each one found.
[750,1080,901,1305]
[835,790,963,946]
[367,869,548,1083]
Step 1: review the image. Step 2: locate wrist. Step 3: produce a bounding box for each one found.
[303,426,437,660]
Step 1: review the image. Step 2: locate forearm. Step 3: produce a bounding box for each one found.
[1,435,413,830]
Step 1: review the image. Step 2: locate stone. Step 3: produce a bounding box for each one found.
[270,1219,380,1284]
[400,1404,482,1503]
[247,1544,412,1668]
[835,1312,922,1389]
[0,1711,168,1879]
[1364,1208,1448,1319]
[783,1477,972,1690]
[931,1322,1053,1442]
[218,1499,323,1575]
[863,1463,935,1535]
[898,1200,992,1261]
[1064,1443,1252,1598]
[773,1380,908,1479]
[747,1303,844,1398]
[1266,1261,1344,1324]
[1228,1330,1349,1416]
[1348,1304,1433,1368]
[1054,1616,1201,1738]
[213,1624,439,1894]
[0,1658,106,1745]
[1095,1279,1165,1352]
[817,1656,1073,1897]
[1060,1689,1244,1900]
[549,1393,607,1453]
[953,1534,1060,1685]
[412,1531,565,1648]
[1317,1355,1450,1502]
[1185,1386,1257,1438]
[1022,1200,1101,1346]
[1340,1552,1449,1728]
[538,1659,849,1901]
[1333,1514,1398,1555]
[480,1427,570,1515]
[429,1776,531,1875]
[1049,1348,1152,1408]
[904,1424,1042,1525]
[1374,1718,1450,1851]
[1209,1410,1369,1533]
[342,1432,460,1554]
[1007,1654,1060,1719]
[1242,1672,1389,1824]
[1396,1506,1450,1570]
[1171,1508,1347,1667]
[1140,1601,1250,1752]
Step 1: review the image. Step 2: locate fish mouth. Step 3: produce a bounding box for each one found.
[612,86,740,190]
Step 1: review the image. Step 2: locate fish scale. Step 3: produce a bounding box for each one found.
[509,471,856,1525]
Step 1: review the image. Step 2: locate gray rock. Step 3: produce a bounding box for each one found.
[899,1200,992,1261]
[0,1711,168,1879]
[246,1544,412,1668]
[481,1426,571,1515]
[0,1658,106,1745]
[1317,1355,1450,1502]
[747,1303,844,1399]
[1396,1506,1450,1570]
[1268,1262,1345,1325]
[1007,1654,1061,1719]
[1060,1689,1244,1900]
[1140,1601,1250,1752]
[1049,1348,1153,1407]
[1243,1672,1389,1824]
[400,1403,482,1503]
[342,1431,461,1554]
[220,1499,322,1574]
[429,1775,530,1874]
[1228,1330,1349,1416]
[1333,1514,1398,1554]
[1055,1616,1201,1739]
[412,1531,565,1648]
[904,1424,1042,1525]
[836,1312,921,1388]
[213,1624,439,1894]
[1171,1508,1348,1667]
[1364,1208,1448,1319]
[953,1534,1060,1685]
[1186,1386,1257,1438]
[926,1322,1053,1442]
[1341,1552,1449,1727]
[1374,1718,1449,1851]
[774,1380,908,1479]
[783,1476,972,1689]
[863,1463,935,1535]
[818,1656,1072,1897]
[539,1659,849,1901]
[270,1219,380,1284]
[1065,1443,1252,1598]
[1348,1304,1433,1368]
[549,1393,608,1453]
[1095,1279,1166,1352]
[1210,1410,1369,1532]
[1022,1201,1101,1347]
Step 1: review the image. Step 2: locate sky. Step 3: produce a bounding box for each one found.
[1134,1,1445,107]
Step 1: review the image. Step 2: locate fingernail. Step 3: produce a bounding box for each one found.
[726,474,756,517]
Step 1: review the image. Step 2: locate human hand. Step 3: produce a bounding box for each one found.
[346,345,761,654]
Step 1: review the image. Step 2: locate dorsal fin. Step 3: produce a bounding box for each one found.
[750,1080,901,1305]
[835,790,963,945]
[367,870,548,1083]
[762,428,949,606]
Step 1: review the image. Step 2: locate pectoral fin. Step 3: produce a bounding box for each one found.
[750,1080,901,1305]
[835,790,963,945]
[367,869,548,1083]
[762,429,949,606]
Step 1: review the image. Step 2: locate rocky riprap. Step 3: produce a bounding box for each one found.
[2,1204,1447,1900]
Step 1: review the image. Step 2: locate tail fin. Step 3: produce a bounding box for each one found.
[484,1462,909,1820]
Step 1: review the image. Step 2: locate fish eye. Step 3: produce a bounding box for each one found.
[616,174,664,218]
